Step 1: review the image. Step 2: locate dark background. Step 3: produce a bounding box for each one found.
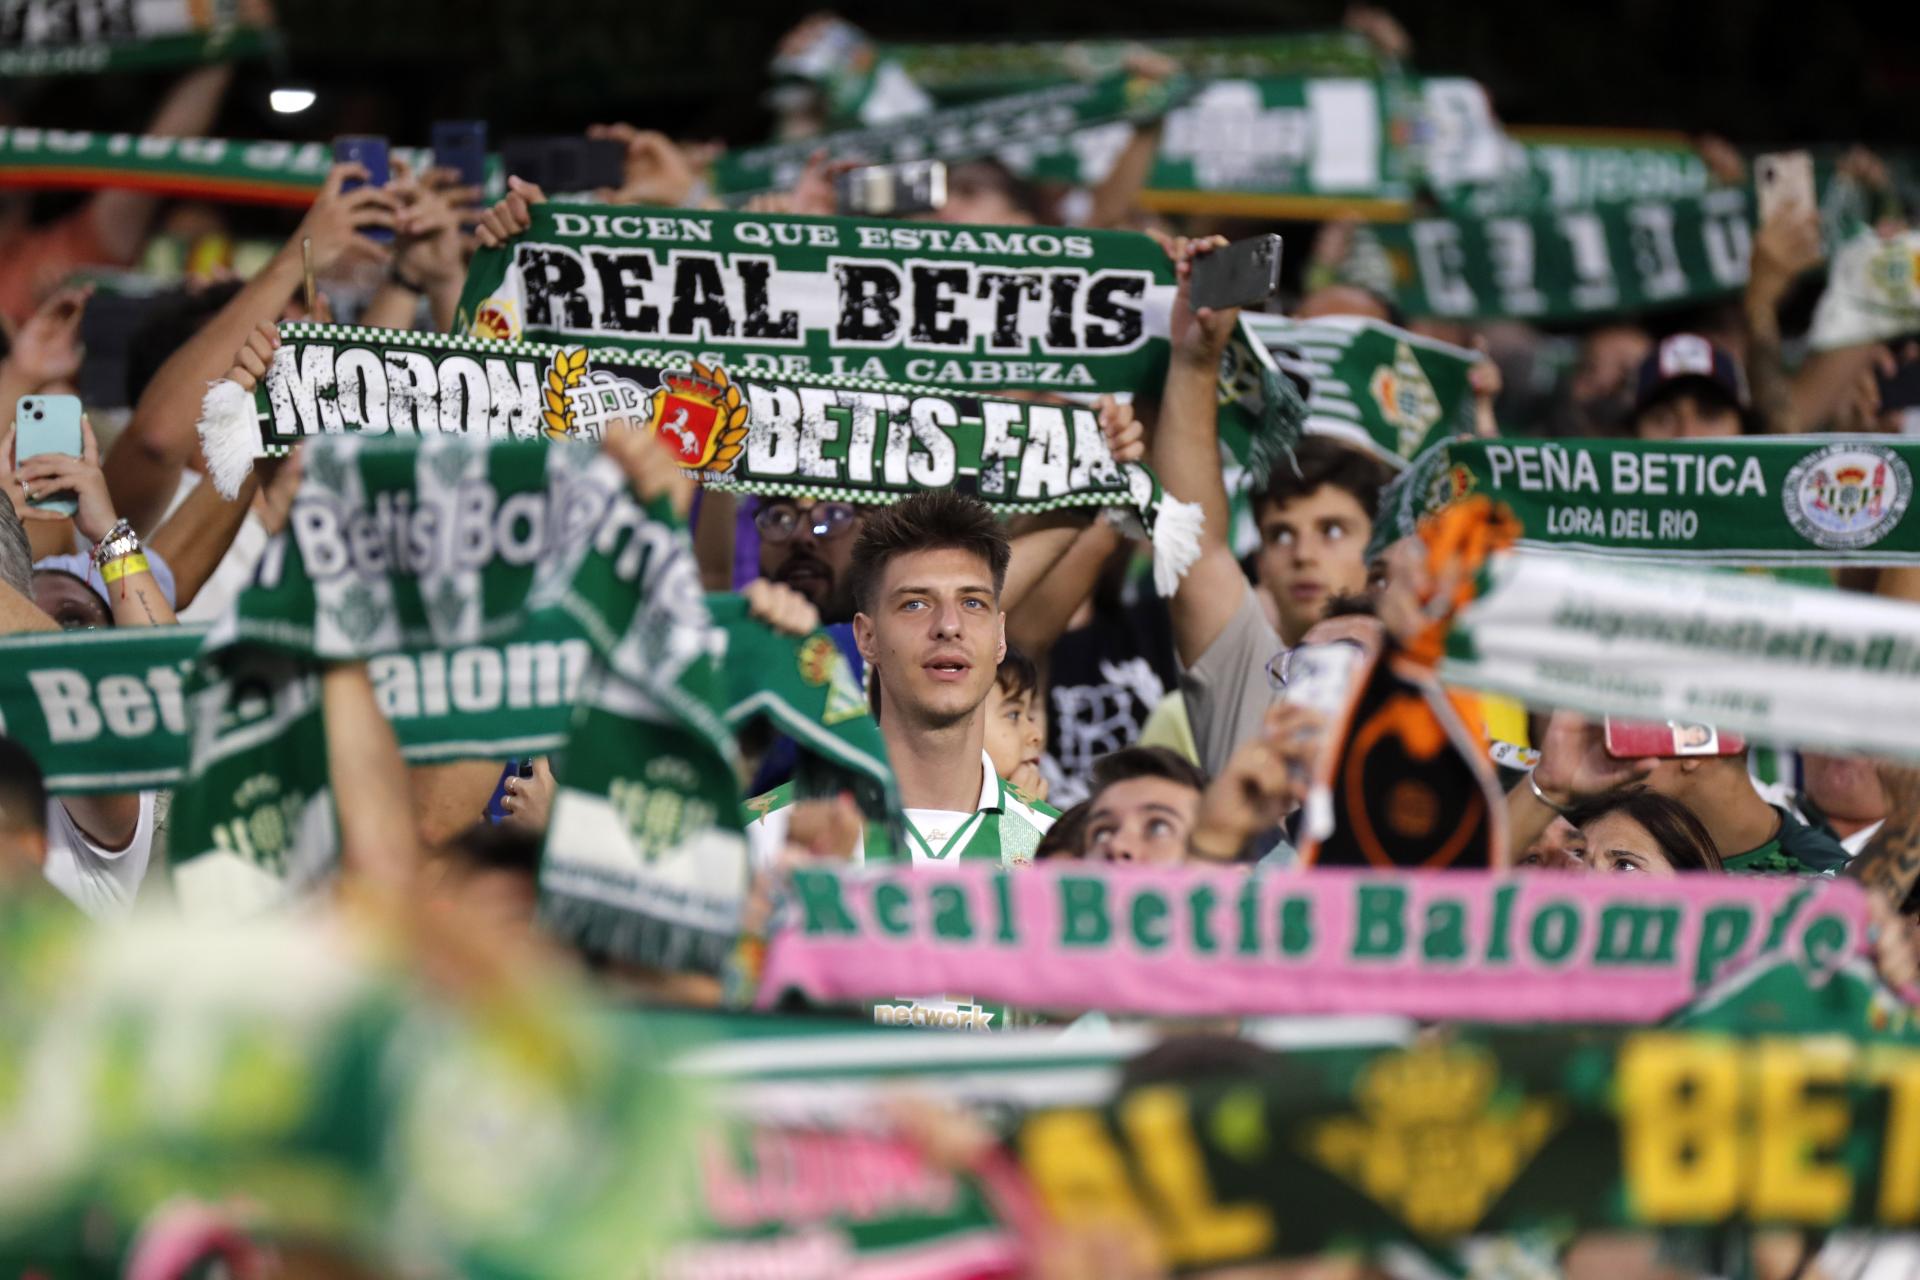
[6,0,1916,151]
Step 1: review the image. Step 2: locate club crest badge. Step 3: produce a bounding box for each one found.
[1370,341,1443,459]
[1782,443,1912,550]
[646,362,749,474]
[470,297,520,342]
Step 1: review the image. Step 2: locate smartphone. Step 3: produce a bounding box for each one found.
[1190,234,1284,312]
[1604,717,1746,759]
[332,135,393,243]
[501,136,625,195]
[14,394,84,516]
[431,120,488,191]
[1755,150,1815,225]
[835,160,948,218]
[1878,350,1920,413]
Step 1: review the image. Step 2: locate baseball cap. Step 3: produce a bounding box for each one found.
[1632,334,1748,416]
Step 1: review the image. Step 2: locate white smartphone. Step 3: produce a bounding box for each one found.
[1755,150,1815,224]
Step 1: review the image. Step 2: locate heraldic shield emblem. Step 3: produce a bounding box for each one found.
[648,363,749,473]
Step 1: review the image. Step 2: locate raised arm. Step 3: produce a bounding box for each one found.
[103,166,397,533]
[1744,210,1823,434]
[84,65,233,263]
[1007,519,1122,661]
[1000,394,1147,626]
[19,417,176,630]
[324,662,423,894]
[143,323,281,608]
[1150,236,1247,666]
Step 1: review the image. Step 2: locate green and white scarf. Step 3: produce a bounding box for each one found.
[0,129,492,207]
[1237,312,1478,469]
[0,0,274,77]
[877,30,1389,100]
[1019,73,1418,218]
[1441,547,1920,761]
[456,203,1178,394]
[1429,131,1719,220]
[1809,228,1920,352]
[1397,435,1920,566]
[710,70,1192,196]
[1365,185,1755,322]
[242,324,1202,592]
[0,620,588,793]
[167,436,743,946]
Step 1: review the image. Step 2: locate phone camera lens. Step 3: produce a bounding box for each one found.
[31,410,42,420]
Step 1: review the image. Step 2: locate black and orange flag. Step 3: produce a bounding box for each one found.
[1297,498,1517,870]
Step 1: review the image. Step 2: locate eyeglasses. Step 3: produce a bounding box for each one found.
[754,500,859,543]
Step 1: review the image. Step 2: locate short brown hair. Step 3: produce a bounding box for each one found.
[848,491,1010,615]
[1088,747,1208,805]
[1253,436,1391,528]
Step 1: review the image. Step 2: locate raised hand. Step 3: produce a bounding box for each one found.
[1531,710,1658,809]
[295,163,399,276]
[588,123,701,207]
[223,321,281,393]
[1167,235,1238,367]
[5,285,91,389]
[14,415,119,543]
[602,424,693,520]
[475,176,547,249]
[1095,394,1146,464]
[744,578,822,637]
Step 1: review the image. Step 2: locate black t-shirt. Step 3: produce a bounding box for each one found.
[1043,595,1181,807]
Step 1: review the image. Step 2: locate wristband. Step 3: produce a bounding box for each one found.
[390,266,427,295]
[1526,769,1572,816]
[100,553,150,584]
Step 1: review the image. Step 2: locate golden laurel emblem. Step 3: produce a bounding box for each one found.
[540,348,591,441]
[648,362,748,473]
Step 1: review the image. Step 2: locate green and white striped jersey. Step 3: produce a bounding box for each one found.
[743,750,1057,871]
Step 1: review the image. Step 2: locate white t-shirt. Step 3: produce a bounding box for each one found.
[43,793,156,921]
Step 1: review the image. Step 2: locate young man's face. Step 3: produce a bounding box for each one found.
[1635,391,1741,439]
[854,547,1005,730]
[1255,484,1373,646]
[757,499,866,623]
[983,682,1044,779]
[1085,776,1200,866]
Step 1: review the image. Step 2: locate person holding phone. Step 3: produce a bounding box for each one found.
[103,163,399,539]
[1513,711,1848,876]
[2,410,178,630]
[0,484,167,921]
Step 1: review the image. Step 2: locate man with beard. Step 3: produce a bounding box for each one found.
[754,497,868,624]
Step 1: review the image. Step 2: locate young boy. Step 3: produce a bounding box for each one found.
[983,647,1048,803]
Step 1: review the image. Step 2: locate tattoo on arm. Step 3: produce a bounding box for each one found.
[1745,319,1799,435]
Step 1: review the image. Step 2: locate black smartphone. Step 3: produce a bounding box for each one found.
[1879,348,1920,413]
[431,120,488,190]
[332,135,393,243]
[835,160,947,217]
[1190,234,1283,312]
[502,136,625,195]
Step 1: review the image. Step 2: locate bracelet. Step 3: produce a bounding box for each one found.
[92,519,140,569]
[1526,769,1571,816]
[390,265,427,294]
[100,553,149,584]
